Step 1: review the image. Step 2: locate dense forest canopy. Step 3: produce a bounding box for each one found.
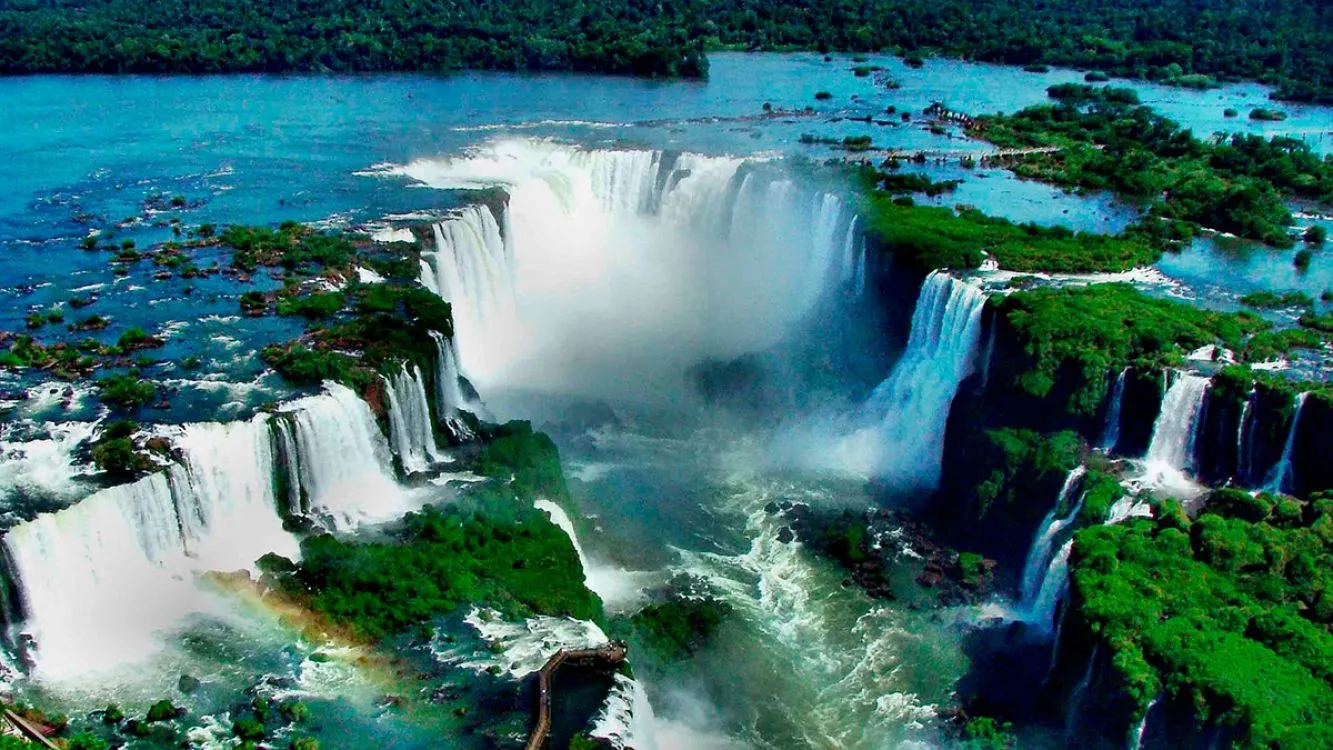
[1,0,1330,101]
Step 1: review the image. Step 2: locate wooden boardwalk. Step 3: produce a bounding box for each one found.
[524,641,628,750]
[843,144,1068,161]
[3,709,59,749]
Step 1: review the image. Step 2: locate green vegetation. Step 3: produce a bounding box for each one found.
[239,291,269,315]
[12,0,1286,100]
[1250,108,1289,122]
[1070,489,1333,746]
[90,420,154,477]
[969,429,1081,519]
[95,374,158,410]
[1242,327,1326,362]
[262,486,599,640]
[1077,469,1128,524]
[0,334,95,377]
[232,718,266,741]
[116,326,161,350]
[1299,310,1333,334]
[0,0,707,77]
[221,224,359,274]
[73,314,110,331]
[263,283,453,394]
[260,345,366,390]
[276,291,346,320]
[18,0,1311,94]
[865,168,961,197]
[145,699,180,723]
[997,284,1269,414]
[960,716,1018,749]
[1306,225,1328,244]
[840,135,873,152]
[630,598,732,661]
[976,85,1333,247]
[859,198,1159,273]
[0,737,106,750]
[475,421,569,500]
[261,418,597,638]
[1240,290,1315,309]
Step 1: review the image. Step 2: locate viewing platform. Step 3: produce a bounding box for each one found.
[524,641,629,750]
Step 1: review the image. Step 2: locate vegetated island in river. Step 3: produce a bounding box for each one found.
[1,0,1331,102]
[967,83,1333,249]
[845,82,1333,267]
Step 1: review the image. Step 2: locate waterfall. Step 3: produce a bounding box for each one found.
[978,313,998,390]
[1100,369,1128,452]
[1264,392,1309,493]
[841,216,866,295]
[578,148,662,214]
[1046,602,1069,683]
[1132,695,1161,750]
[396,140,864,397]
[0,419,101,504]
[167,417,301,571]
[1066,643,1099,735]
[1019,467,1087,606]
[420,206,516,377]
[271,417,304,516]
[1104,495,1149,524]
[593,673,654,750]
[283,382,404,528]
[534,499,644,609]
[1144,372,1210,474]
[1236,389,1256,485]
[4,416,297,682]
[382,363,442,474]
[828,272,986,486]
[1025,540,1074,635]
[428,330,478,440]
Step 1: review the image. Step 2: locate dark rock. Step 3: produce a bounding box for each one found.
[777,527,795,544]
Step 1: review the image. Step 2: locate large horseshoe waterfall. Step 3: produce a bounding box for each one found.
[407,141,865,399]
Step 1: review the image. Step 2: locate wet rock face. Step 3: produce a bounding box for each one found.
[1293,394,1333,496]
[767,503,996,606]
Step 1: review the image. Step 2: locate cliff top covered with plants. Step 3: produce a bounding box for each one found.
[2,0,1330,102]
[261,422,602,640]
[858,191,1161,273]
[1071,490,1333,748]
[994,284,1278,416]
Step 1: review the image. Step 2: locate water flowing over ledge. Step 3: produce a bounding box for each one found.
[405,139,865,399]
[802,271,986,486]
[382,363,443,474]
[1,378,434,684]
[5,415,297,682]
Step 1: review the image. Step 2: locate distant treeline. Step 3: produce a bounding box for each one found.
[0,0,710,77]
[1,0,1330,101]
